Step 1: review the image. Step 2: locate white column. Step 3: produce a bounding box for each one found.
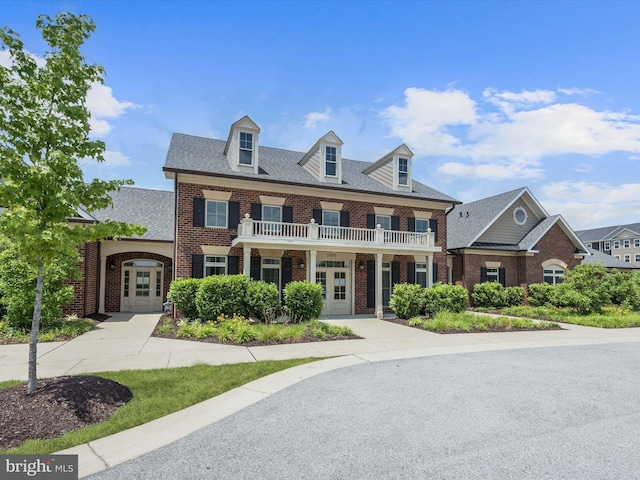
[243,247,251,276]
[427,255,434,288]
[375,252,383,319]
[309,250,317,286]
[98,255,107,314]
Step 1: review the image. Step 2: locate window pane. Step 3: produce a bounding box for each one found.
[206,201,227,228]
[316,272,327,299]
[323,210,339,226]
[325,146,337,176]
[398,172,408,185]
[376,215,391,230]
[262,268,280,286]
[204,256,226,277]
[325,161,336,176]
[415,219,429,233]
[124,271,129,297]
[262,205,282,223]
[240,132,253,149]
[239,149,253,165]
[155,271,162,297]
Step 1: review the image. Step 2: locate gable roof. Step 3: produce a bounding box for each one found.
[163,133,459,204]
[582,247,639,270]
[447,187,588,254]
[90,187,174,242]
[447,187,541,249]
[576,222,640,242]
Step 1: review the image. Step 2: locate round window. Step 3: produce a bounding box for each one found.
[513,207,527,226]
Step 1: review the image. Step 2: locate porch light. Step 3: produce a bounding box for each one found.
[299,262,305,269]
[109,260,116,271]
[359,261,365,270]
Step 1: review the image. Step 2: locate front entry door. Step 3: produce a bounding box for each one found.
[121,260,164,312]
[317,265,351,316]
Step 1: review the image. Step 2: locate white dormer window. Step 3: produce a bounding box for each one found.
[239,132,253,165]
[325,146,337,177]
[398,157,408,186]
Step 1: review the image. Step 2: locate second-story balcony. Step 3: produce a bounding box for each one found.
[231,214,440,254]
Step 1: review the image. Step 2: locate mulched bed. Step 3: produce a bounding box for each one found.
[0,376,132,451]
[384,317,563,334]
[153,315,362,346]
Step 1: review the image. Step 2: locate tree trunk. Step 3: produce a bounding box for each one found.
[27,262,44,394]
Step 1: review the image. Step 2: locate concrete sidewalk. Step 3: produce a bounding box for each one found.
[2,313,640,477]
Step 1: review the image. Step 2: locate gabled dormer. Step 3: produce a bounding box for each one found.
[298,131,343,184]
[223,115,260,174]
[362,144,413,192]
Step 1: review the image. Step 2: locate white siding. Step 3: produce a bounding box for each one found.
[477,200,542,244]
[302,147,321,178]
[226,131,239,171]
[369,161,393,189]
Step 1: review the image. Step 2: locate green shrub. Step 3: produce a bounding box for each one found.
[168,278,201,320]
[550,282,592,314]
[195,275,251,321]
[0,245,77,329]
[283,281,323,323]
[471,282,505,308]
[423,283,468,316]
[503,286,525,307]
[561,264,610,314]
[527,283,555,307]
[246,281,281,321]
[389,283,424,319]
[605,269,640,310]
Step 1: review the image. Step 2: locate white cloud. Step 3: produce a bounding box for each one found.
[102,150,132,167]
[540,181,640,229]
[557,87,599,96]
[1,50,137,136]
[303,107,332,129]
[381,86,640,180]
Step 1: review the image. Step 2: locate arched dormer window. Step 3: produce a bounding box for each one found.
[542,259,567,285]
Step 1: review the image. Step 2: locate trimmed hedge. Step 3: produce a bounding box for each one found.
[168,278,201,320]
[389,283,424,319]
[423,283,468,316]
[283,281,323,323]
[246,281,281,322]
[195,274,251,321]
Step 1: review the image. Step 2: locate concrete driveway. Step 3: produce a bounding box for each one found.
[86,341,640,480]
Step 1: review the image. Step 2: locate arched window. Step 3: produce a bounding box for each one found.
[543,265,565,285]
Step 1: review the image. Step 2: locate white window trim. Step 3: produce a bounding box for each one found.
[393,155,411,190]
[205,200,228,229]
[624,254,631,262]
[324,145,338,178]
[261,258,281,287]
[635,239,640,247]
[375,214,391,230]
[415,218,430,233]
[239,131,254,166]
[485,267,499,282]
[204,256,227,277]
[397,157,409,186]
[635,253,640,262]
[322,210,340,226]
[614,240,620,249]
[415,263,428,288]
[604,241,611,250]
[543,265,565,285]
[262,204,282,222]
[614,255,621,259]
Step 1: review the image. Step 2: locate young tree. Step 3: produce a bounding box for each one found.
[0,13,145,393]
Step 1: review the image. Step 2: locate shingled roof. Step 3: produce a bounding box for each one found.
[163,133,458,204]
[576,223,640,242]
[582,247,639,270]
[90,187,174,242]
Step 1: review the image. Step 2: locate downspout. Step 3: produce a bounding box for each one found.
[83,242,89,318]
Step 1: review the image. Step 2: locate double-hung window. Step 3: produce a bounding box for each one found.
[485,267,499,283]
[415,219,429,233]
[322,210,341,239]
[635,239,640,247]
[624,240,631,248]
[614,240,620,249]
[206,200,227,228]
[635,254,640,262]
[325,146,337,177]
[398,157,408,186]
[239,132,253,165]
[604,241,611,250]
[261,258,281,286]
[262,205,282,234]
[204,256,226,276]
[543,266,565,285]
[624,254,631,262]
[375,215,391,230]
[415,263,428,288]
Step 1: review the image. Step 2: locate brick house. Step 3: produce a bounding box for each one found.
[63,187,174,316]
[163,115,459,318]
[447,187,589,290]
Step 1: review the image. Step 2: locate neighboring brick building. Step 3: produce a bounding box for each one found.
[163,115,460,318]
[447,187,589,291]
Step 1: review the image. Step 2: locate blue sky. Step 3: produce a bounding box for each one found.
[3,0,640,230]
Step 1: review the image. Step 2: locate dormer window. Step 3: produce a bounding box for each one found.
[239,132,253,165]
[398,157,408,186]
[325,146,337,177]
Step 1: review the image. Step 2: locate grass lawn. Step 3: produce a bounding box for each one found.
[502,305,640,328]
[407,311,559,333]
[0,358,318,455]
[156,315,356,344]
[0,318,94,345]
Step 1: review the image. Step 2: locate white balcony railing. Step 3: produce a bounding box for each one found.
[237,215,435,248]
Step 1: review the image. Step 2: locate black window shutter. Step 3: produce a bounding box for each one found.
[431,219,438,242]
[281,258,292,290]
[250,256,261,281]
[407,262,416,283]
[367,261,375,308]
[392,261,400,287]
[228,256,239,275]
[433,262,439,284]
[283,206,293,223]
[367,214,376,229]
[408,217,415,232]
[499,268,506,287]
[251,203,262,220]
[192,254,204,278]
[391,216,400,231]
[228,201,239,229]
[340,210,350,227]
[193,198,205,228]
[480,267,487,283]
[313,208,322,225]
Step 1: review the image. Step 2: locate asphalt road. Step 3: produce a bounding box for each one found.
[88,342,640,479]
